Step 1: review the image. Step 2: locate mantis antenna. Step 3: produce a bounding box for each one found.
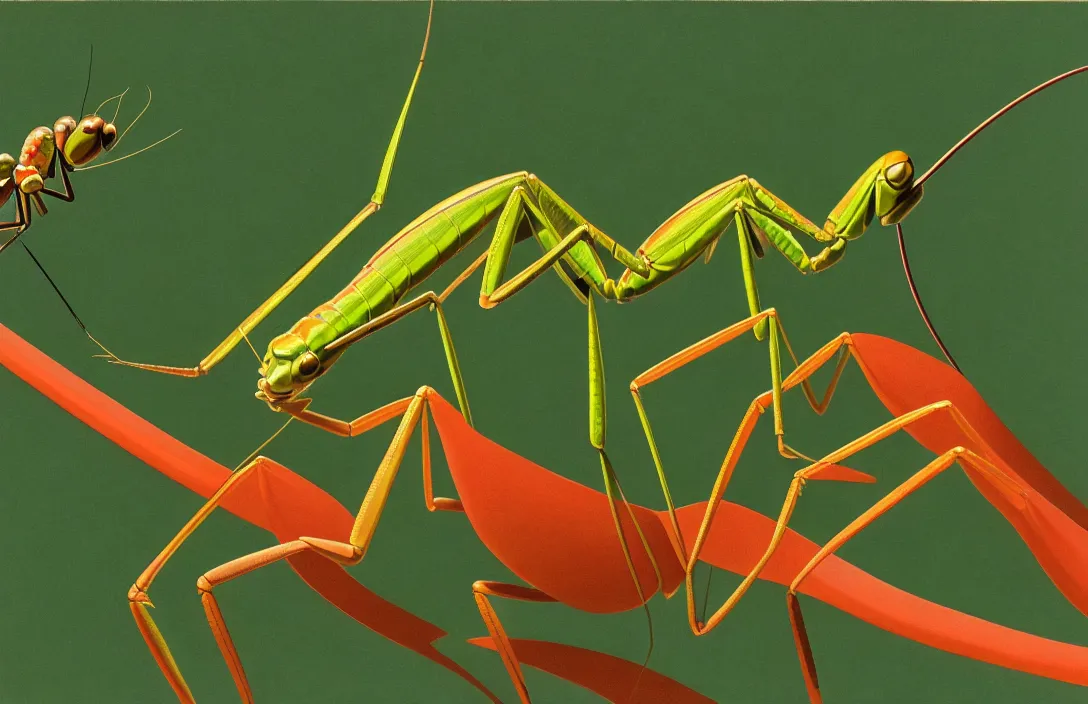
[78,45,93,120]
[900,65,1088,375]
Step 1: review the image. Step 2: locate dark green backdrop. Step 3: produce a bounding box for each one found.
[1,2,1085,703]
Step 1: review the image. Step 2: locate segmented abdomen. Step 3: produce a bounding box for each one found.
[296,172,527,342]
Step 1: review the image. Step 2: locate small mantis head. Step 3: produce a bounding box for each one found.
[825,151,924,240]
[56,114,118,167]
[254,322,344,407]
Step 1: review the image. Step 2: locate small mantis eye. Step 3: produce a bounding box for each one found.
[297,352,320,378]
[884,160,913,189]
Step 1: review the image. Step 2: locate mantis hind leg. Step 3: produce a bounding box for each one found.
[472,581,560,704]
[627,313,873,632]
[783,433,1029,701]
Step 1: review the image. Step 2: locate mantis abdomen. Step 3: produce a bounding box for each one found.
[294,172,527,349]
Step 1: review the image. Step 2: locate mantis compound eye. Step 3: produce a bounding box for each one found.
[297,351,321,379]
[884,160,913,189]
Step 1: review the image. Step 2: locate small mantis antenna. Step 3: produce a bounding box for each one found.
[92,89,128,118]
[79,45,94,119]
[74,129,183,172]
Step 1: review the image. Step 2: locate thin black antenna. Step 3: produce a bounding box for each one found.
[79,45,94,119]
[897,223,960,373]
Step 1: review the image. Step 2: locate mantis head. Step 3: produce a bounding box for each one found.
[825,151,924,240]
[55,114,117,167]
[254,324,344,407]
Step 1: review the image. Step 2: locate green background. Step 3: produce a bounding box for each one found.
[1,2,1086,702]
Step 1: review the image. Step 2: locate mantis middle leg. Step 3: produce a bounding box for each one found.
[631,322,872,634]
[629,309,853,560]
[468,180,666,597]
[471,580,560,704]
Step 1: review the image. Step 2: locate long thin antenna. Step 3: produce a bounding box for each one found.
[92,89,127,118]
[113,86,153,150]
[897,223,960,372]
[898,65,1088,375]
[74,129,182,172]
[915,65,1088,188]
[110,86,129,125]
[79,45,94,119]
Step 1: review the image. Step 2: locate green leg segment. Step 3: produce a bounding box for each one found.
[326,289,473,426]
[587,293,662,674]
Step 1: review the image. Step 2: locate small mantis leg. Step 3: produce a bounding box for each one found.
[96,0,435,377]
[0,192,29,253]
[471,580,560,704]
[735,211,766,340]
[39,157,75,203]
[783,442,1028,702]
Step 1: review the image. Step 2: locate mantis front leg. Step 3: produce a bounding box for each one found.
[189,388,486,703]
[95,0,435,377]
[127,391,459,704]
[315,244,494,428]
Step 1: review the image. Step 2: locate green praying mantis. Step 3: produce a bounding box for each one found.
[85,3,1086,690]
